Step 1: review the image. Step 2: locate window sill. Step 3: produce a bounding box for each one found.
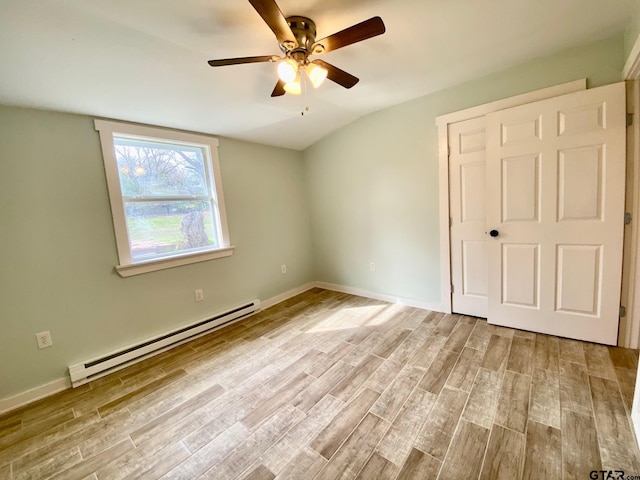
[115,246,235,277]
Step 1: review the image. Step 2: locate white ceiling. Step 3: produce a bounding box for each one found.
[0,0,635,150]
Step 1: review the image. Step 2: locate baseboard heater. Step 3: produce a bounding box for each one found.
[68,299,261,387]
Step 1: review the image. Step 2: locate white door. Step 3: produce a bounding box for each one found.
[449,117,488,317]
[485,82,626,345]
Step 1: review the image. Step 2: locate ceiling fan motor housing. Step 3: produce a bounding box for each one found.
[283,16,319,58]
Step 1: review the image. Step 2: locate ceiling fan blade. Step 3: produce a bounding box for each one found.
[248,0,298,48]
[271,80,286,97]
[208,55,279,67]
[312,60,359,89]
[311,16,385,54]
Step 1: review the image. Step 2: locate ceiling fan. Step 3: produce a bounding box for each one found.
[207,0,386,97]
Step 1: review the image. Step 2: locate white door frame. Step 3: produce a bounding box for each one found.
[622,40,640,350]
[436,79,587,315]
[623,31,640,452]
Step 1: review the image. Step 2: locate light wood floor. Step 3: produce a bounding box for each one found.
[1,288,639,480]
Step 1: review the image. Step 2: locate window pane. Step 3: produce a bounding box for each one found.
[114,137,209,197]
[125,201,217,262]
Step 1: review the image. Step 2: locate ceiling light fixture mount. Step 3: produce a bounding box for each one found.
[282,16,317,54]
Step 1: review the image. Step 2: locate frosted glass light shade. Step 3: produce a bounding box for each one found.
[283,75,301,95]
[277,60,298,83]
[306,63,328,88]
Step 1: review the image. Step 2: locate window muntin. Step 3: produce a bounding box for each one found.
[95,120,232,276]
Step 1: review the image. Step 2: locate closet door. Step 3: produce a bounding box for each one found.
[449,117,488,318]
[485,82,626,344]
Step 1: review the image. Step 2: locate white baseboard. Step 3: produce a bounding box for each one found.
[0,280,437,416]
[0,376,71,415]
[314,281,444,313]
[260,282,316,310]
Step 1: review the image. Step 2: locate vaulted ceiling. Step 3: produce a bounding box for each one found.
[0,0,635,149]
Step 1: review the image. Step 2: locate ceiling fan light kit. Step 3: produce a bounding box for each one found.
[306,62,328,88]
[277,59,298,83]
[276,57,327,94]
[283,73,302,95]
[207,0,386,97]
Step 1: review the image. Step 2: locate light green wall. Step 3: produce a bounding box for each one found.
[0,107,313,398]
[304,34,625,306]
[625,2,640,61]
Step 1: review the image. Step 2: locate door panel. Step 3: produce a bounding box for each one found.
[462,240,487,296]
[555,244,601,315]
[557,146,603,221]
[501,243,539,308]
[460,128,486,153]
[501,116,542,145]
[449,117,488,317]
[558,103,605,136]
[501,154,541,222]
[486,82,625,344]
[461,161,486,222]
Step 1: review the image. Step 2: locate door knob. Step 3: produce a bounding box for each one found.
[489,229,499,237]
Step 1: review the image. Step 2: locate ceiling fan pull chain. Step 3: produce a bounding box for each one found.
[301,71,310,116]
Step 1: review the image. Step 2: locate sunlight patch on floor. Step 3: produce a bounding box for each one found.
[307,303,404,332]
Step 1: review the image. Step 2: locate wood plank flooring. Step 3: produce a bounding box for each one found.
[1,288,639,479]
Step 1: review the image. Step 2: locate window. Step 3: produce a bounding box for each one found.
[95,120,233,277]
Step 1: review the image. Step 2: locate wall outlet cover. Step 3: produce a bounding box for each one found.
[36,331,53,349]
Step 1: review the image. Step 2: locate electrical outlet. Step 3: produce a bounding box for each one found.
[370,262,376,272]
[281,264,287,274]
[35,331,53,349]
[194,289,204,302]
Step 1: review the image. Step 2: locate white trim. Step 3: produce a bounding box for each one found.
[260,282,317,310]
[436,80,587,317]
[94,119,221,148]
[96,120,130,262]
[438,124,452,314]
[624,33,640,80]
[435,79,586,126]
[622,38,640,348]
[0,377,71,415]
[116,246,235,277]
[314,281,443,312]
[622,80,637,347]
[633,89,640,350]
[625,80,640,349]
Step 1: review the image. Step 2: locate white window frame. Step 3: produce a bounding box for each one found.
[95,119,233,277]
